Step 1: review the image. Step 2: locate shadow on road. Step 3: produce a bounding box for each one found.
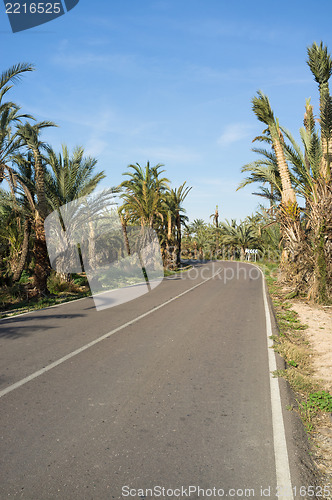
[0,313,86,339]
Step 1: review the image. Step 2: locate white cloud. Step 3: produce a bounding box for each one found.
[136,146,200,164]
[217,123,254,146]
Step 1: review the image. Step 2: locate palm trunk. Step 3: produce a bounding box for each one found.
[12,218,30,282]
[272,137,297,205]
[176,212,181,266]
[120,215,131,256]
[272,132,301,275]
[33,146,50,293]
[88,221,96,270]
[33,216,50,293]
[166,211,176,270]
[319,82,331,179]
[308,180,332,302]
[193,241,197,259]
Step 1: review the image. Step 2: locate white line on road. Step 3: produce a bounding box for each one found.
[0,268,222,399]
[259,267,294,500]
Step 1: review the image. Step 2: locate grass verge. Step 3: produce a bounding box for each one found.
[258,261,332,431]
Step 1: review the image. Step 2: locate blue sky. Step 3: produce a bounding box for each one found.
[1,0,331,223]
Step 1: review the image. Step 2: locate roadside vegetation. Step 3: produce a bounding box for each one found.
[243,42,332,491]
[238,41,332,304]
[261,261,332,493]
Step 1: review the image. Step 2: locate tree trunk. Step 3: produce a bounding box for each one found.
[88,221,96,270]
[272,137,297,205]
[12,218,30,282]
[308,180,332,302]
[120,216,131,256]
[176,212,182,266]
[33,146,50,294]
[33,216,50,294]
[319,83,332,179]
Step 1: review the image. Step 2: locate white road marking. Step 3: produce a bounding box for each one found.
[259,266,294,500]
[0,268,222,399]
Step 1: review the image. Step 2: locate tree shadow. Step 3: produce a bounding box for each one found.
[0,312,86,339]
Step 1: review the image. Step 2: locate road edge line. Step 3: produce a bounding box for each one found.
[259,266,294,500]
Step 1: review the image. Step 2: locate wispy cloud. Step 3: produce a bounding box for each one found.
[217,123,254,147]
[136,146,200,164]
[52,51,137,72]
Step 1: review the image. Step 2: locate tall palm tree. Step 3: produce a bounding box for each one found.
[163,182,191,267]
[0,189,25,280]
[45,145,106,280]
[120,162,169,228]
[210,205,219,227]
[307,41,332,178]
[0,63,37,284]
[252,91,297,207]
[0,63,34,189]
[210,205,221,256]
[46,145,105,210]
[16,121,55,294]
[9,151,35,282]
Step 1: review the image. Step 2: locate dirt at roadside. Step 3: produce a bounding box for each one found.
[292,301,332,491]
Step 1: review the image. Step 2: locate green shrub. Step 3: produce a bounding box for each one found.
[308,391,332,412]
[72,274,88,287]
[19,270,30,284]
[47,273,79,294]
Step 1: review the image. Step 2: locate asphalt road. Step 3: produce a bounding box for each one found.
[0,261,307,499]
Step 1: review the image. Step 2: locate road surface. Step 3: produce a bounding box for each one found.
[0,261,313,499]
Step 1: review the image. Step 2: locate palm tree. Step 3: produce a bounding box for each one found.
[0,63,37,285]
[243,43,332,302]
[9,152,35,282]
[45,145,106,280]
[307,41,332,178]
[210,205,221,256]
[163,182,192,267]
[46,145,105,210]
[120,162,169,229]
[0,63,34,190]
[0,189,25,280]
[210,205,219,227]
[252,91,297,207]
[16,121,55,294]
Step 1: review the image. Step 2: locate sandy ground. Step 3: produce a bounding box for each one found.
[291,301,332,487]
[292,302,332,392]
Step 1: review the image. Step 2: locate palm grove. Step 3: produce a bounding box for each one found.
[0,63,193,299]
[0,42,331,306]
[237,41,332,303]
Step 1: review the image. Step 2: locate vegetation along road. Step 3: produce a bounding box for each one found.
[0,261,319,499]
